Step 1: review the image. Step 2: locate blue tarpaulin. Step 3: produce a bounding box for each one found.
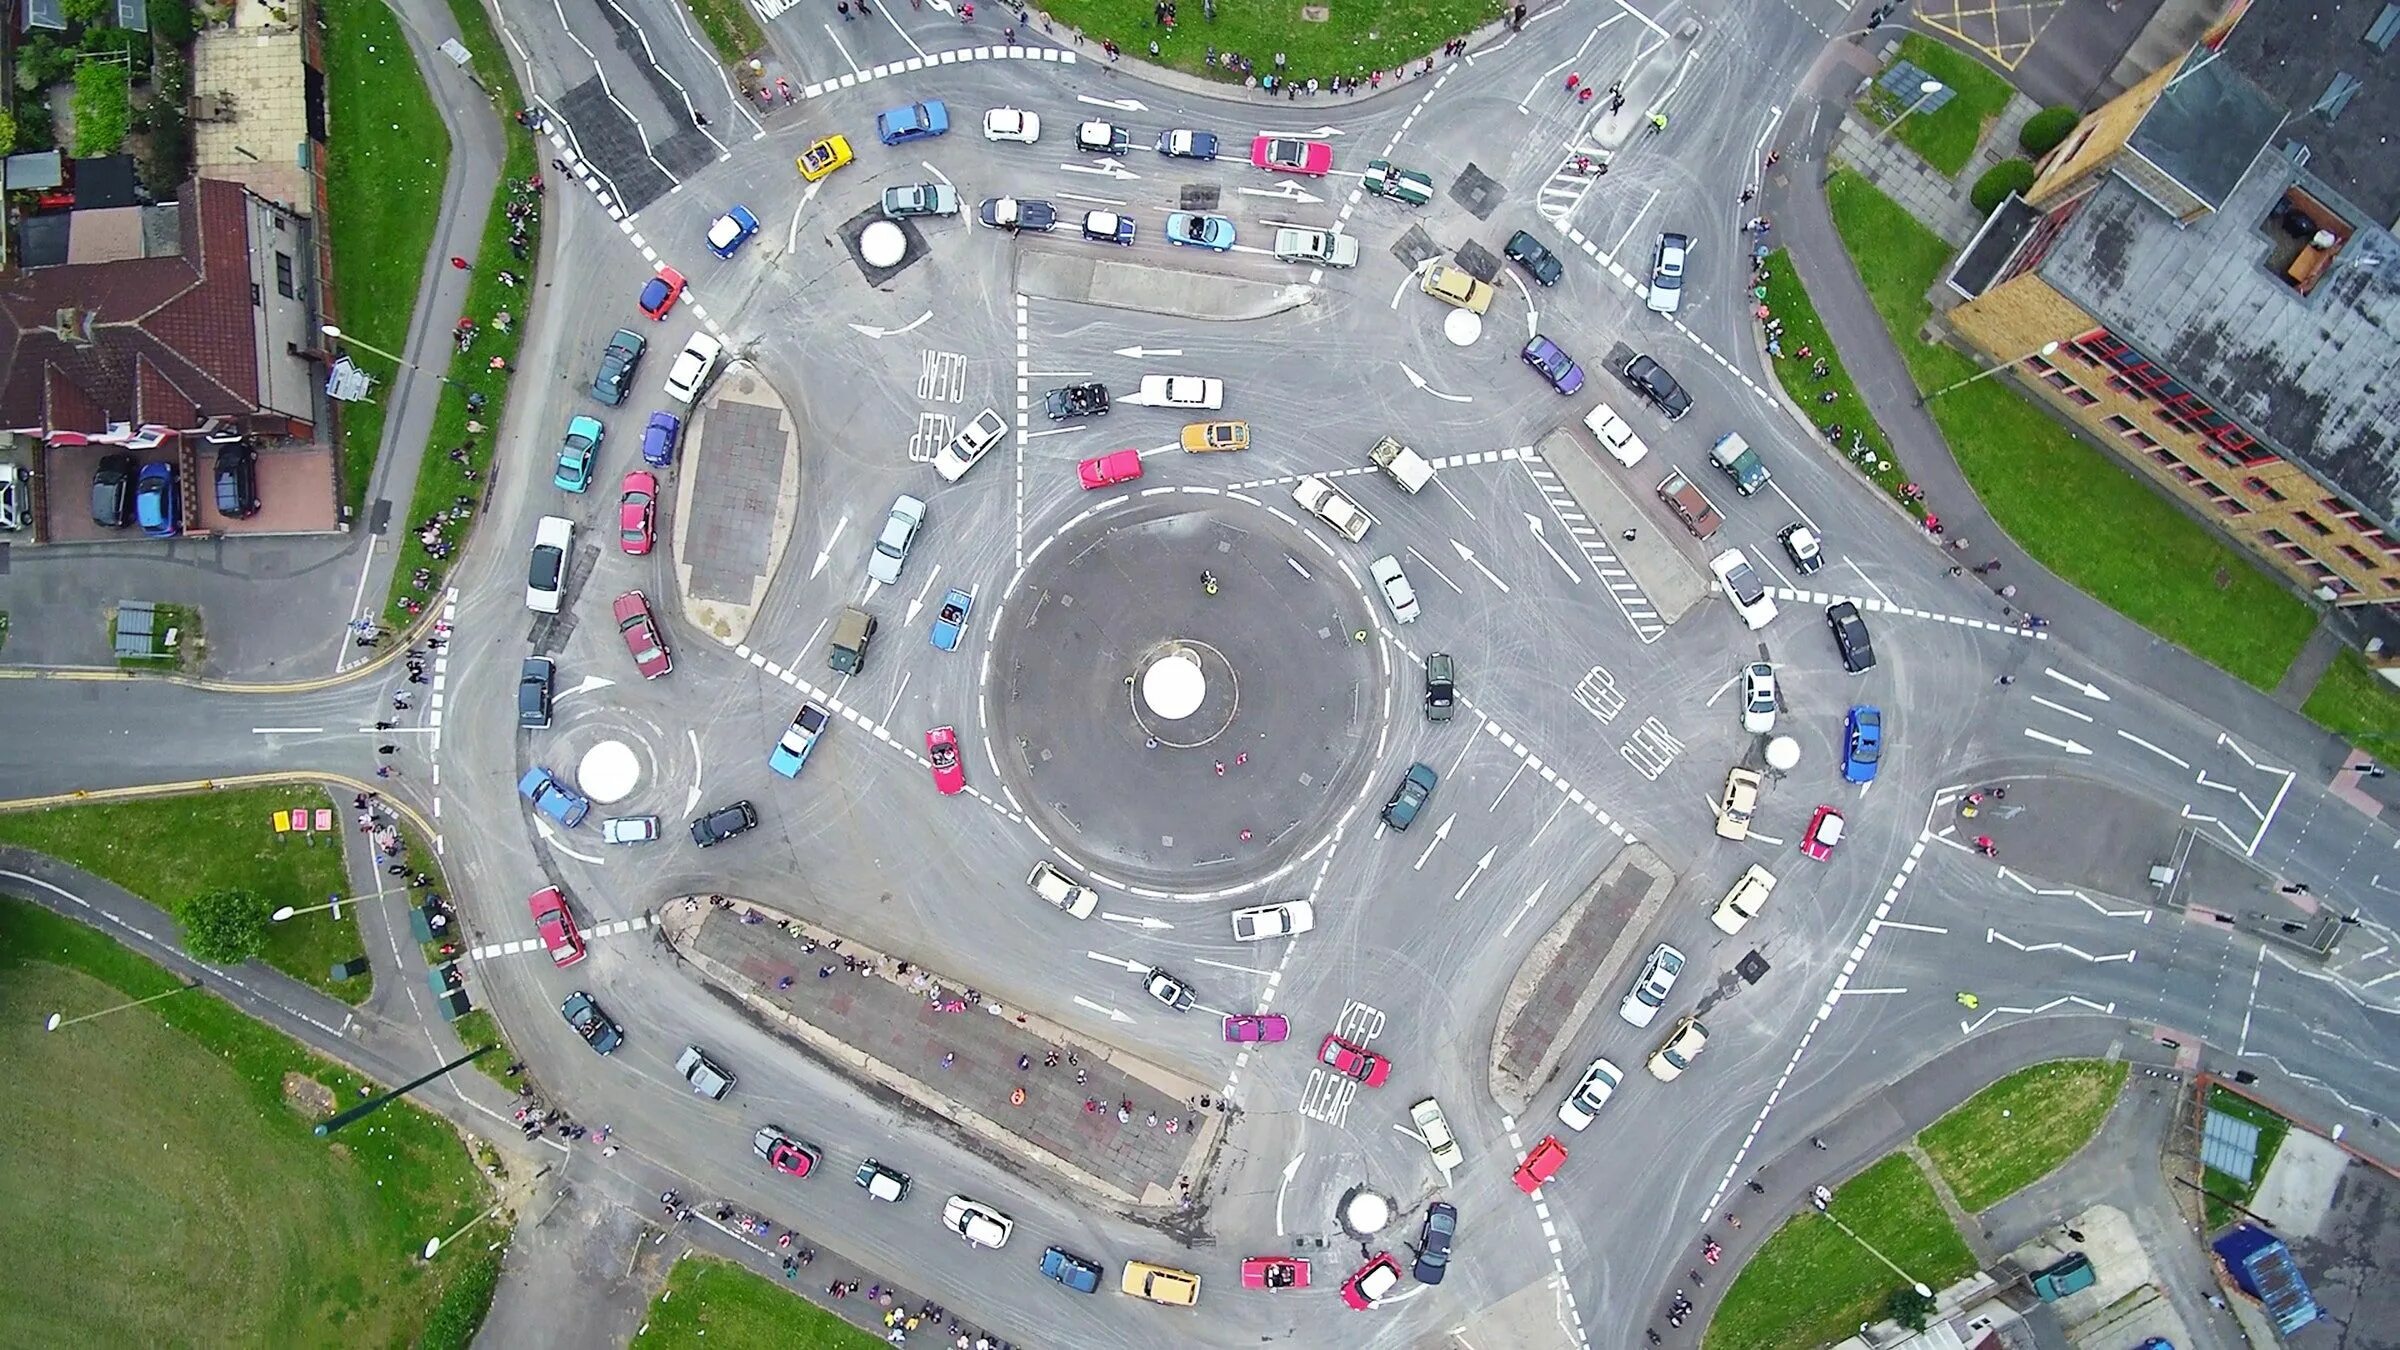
[2212,1224,2320,1334]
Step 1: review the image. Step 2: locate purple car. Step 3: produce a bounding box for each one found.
[1522,335,1585,395]
[641,411,682,467]
[1224,1014,1290,1043]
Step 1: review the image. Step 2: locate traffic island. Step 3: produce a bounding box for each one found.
[670,366,803,647]
[1487,843,1673,1113]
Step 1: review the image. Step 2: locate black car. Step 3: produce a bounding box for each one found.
[1412,1202,1458,1284]
[1044,383,1109,420]
[592,328,647,406]
[518,656,555,729]
[91,453,137,527]
[690,800,759,847]
[561,990,622,1054]
[1425,652,1455,722]
[1382,762,1439,830]
[1504,230,1564,287]
[212,445,261,518]
[1828,600,1877,673]
[976,196,1058,232]
[1619,353,1692,421]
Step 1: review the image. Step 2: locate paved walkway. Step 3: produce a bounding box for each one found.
[1831,90,2041,246]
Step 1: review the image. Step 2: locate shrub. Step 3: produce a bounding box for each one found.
[62,0,113,26]
[80,24,149,61]
[0,109,16,155]
[151,0,198,45]
[15,36,77,92]
[2019,105,2081,158]
[71,60,133,156]
[1971,159,2037,215]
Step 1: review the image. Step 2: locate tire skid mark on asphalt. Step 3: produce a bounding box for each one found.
[468,914,656,962]
[1493,1110,1590,1349]
[1764,586,2053,638]
[797,46,1078,102]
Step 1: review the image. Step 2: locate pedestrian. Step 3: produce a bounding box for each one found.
[375,765,396,778]
[1740,187,1755,204]
[450,256,470,270]
[1727,1215,1741,1228]
[1622,527,1637,542]
[1017,1054,1032,1070]
[489,356,510,373]
[694,110,710,127]
[839,0,852,15]
[1147,1111,1159,1126]
[941,1051,955,1068]
[1118,1104,1132,1122]
[375,720,395,731]
[387,863,409,876]
[1811,1136,1828,1150]
[377,743,397,755]
[818,964,836,978]
[1996,674,2016,686]
[1747,1179,1766,1194]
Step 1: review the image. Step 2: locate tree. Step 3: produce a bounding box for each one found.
[0,109,17,156]
[1884,1286,1938,1332]
[1971,159,2038,215]
[181,887,272,965]
[2018,106,2082,159]
[71,60,133,156]
[61,0,112,27]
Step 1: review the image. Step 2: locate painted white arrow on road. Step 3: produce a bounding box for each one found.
[1257,126,1345,137]
[1451,540,1511,593]
[1100,912,1173,930]
[1111,346,1183,358]
[1413,813,1454,870]
[1501,883,1548,939]
[1085,952,1151,974]
[533,818,605,865]
[905,569,940,625]
[1399,362,1472,404]
[560,674,616,699]
[1061,161,1141,181]
[1274,1152,1306,1236]
[1454,846,1497,901]
[847,310,933,339]
[2043,668,2111,700]
[1071,995,1136,1024]
[811,515,848,581]
[1236,182,1323,205]
[2024,728,2093,755]
[1077,94,1148,111]
[1524,512,1581,582]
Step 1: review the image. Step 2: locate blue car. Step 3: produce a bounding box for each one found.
[134,461,179,537]
[1842,705,1883,783]
[930,587,973,650]
[1079,210,1135,245]
[641,411,682,467]
[1040,1246,1103,1294]
[554,415,603,492]
[1156,129,1219,159]
[1165,212,1236,251]
[1522,336,1586,395]
[876,100,949,145]
[768,702,831,779]
[707,204,760,258]
[518,766,591,828]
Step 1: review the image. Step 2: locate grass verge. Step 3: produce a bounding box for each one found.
[421,1246,506,1350]
[0,898,490,1345]
[1857,32,2016,177]
[2301,652,2400,768]
[1760,248,1926,523]
[1917,1060,2127,1211]
[0,785,372,1002]
[1706,1154,1978,1350]
[679,0,765,65]
[1821,170,2316,689]
[631,1253,886,1349]
[112,601,202,672]
[1033,0,1493,84]
[321,0,451,515]
[2202,1085,2289,1231]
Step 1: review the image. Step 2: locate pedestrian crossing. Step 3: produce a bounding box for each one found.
[472,913,654,962]
[1520,455,1667,642]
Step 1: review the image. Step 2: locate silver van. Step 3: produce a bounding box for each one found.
[675,1045,735,1099]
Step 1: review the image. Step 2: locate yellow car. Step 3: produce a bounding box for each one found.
[797,135,854,182]
[1120,1260,1200,1306]
[1420,262,1495,314]
[1180,420,1250,452]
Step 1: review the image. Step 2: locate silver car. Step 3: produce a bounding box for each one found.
[1617,942,1685,1028]
[1369,554,1420,624]
[868,494,926,584]
[1647,231,1688,314]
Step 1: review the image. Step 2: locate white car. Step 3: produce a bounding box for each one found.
[663,331,725,404]
[868,494,926,584]
[1138,374,1224,409]
[1557,1056,1623,1129]
[1410,1096,1464,1171]
[1709,548,1780,630]
[1369,554,1420,624]
[1026,859,1098,919]
[932,407,1008,483]
[526,514,572,613]
[1741,662,1778,735]
[941,1195,1013,1249]
[1230,901,1314,941]
[982,107,1040,142]
[1647,231,1689,314]
[1617,943,1685,1028]
[1583,403,1650,469]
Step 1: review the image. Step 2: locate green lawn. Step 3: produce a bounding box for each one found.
[631,1254,886,1349]
[1707,1154,1978,1350]
[0,899,491,1346]
[1918,1060,2127,1211]
[2302,652,2400,768]
[1859,32,2017,177]
[1761,248,1927,523]
[679,0,765,65]
[1823,170,2317,690]
[111,601,202,672]
[2202,1086,2289,1231]
[0,786,372,1002]
[1035,0,1496,84]
[321,0,451,515]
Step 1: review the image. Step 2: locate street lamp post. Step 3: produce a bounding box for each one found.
[45,977,200,1031]
[1915,340,2062,406]
[1875,79,1945,145]
[422,1196,510,1260]
[321,324,456,389]
[273,894,387,922]
[1817,1203,1936,1300]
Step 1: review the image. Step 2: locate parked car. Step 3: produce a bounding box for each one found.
[592,328,646,405]
[90,453,136,527]
[213,445,260,518]
[526,515,573,613]
[876,100,950,145]
[560,990,621,1053]
[1617,943,1684,1028]
[689,800,759,847]
[1381,762,1438,830]
[134,462,179,537]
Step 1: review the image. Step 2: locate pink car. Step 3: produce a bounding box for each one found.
[618,470,658,555]
[926,725,966,795]
[1078,448,1144,489]
[1251,135,1333,176]
[527,886,585,968]
[1802,805,1845,861]
[613,590,672,679]
[1318,1033,1390,1086]
[1224,1013,1289,1042]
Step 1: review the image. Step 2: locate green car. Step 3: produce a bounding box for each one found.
[1364,158,1435,206]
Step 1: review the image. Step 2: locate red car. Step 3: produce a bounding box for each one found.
[527,886,585,968]
[1340,1252,1401,1309]
[1513,1135,1567,1193]
[926,725,966,795]
[618,470,658,555]
[1318,1033,1390,1086]
[1801,805,1846,861]
[1225,1013,1289,1043]
[753,1125,818,1177]
[613,590,673,679]
[1241,1256,1310,1290]
[638,265,686,319]
[1251,135,1334,176]
[1078,448,1145,490]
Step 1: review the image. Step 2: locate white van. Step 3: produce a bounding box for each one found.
[1711,864,1776,935]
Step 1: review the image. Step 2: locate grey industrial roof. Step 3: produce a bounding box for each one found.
[2215,0,2400,224]
[2126,48,2287,209]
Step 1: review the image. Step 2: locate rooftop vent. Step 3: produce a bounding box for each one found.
[2310,72,2363,122]
[2365,3,2400,51]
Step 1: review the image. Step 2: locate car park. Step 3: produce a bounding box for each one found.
[768,702,831,778]
[1079,210,1135,245]
[1341,1253,1402,1309]
[1144,967,1195,1011]
[1362,158,1433,204]
[1425,652,1456,721]
[1040,1246,1102,1294]
[618,471,658,555]
[1647,232,1689,313]
[1045,382,1109,420]
[1780,521,1825,573]
[1557,1056,1623,1129]
[942,1195,1010,1249]
[1521,335,1586,394]
[1318,1033,1391,1085]
[868,494,926,583]
[1619,944,1685,1028]
[827,606,877,674]
[1271,226,1359,267]
[213,445,260,518]
[1224,1013,1289,1042]
[134,462,178,537]
[1242,1257,1309,1290]
[1074,119,1130,154]
[1505,230,1565,286]
[1711,864,1776,935]
[1156,128,1218,158]
[1138,374,1223,409]
[689,800,759,847]
[876,100,949,145]
[1421,262,1495,314]
[930,587,974,650]
[602,815,659,845]
[977,196,1057,232]
[1370,554,1420,623]
[926,725,966,795]
[1412,1203,1458,1284]
[526,515,573,613]
[982,107,1040,142]
[1121,1261,1201,1306]
[931,408,1009,482]
[1646,1014,1709,1081]
[527,887,585,968]
[1251,135,1333,175]
[663,332,723,403]
[881,183,959,218]
[1717,767,1763,840]
[796,134,853,180]
[1513,1136,1567,1192]
[1026,859,1098,918]
[90,452,135,526]
[1741,662,1778,734]
[518,766,590,827]
[560,990,621,1053]
[553,415,601,492]
[641,411,681,467]
[1619,353,1692,420]
[855,1159,911,1202]
[1165,211,1236,250]
[1230,900,1314,941]
[1843,706,1883,782]
[707,204,759,257]
[1382,762,1438,829]
[754,1125,818,1177]
[675,1046,735,1099]
[1829,601,1877,672]
[1583,403,1650,468]
[518,656,554,729]
[1802,806,1846,860]
[637,266,685,319]
[1709,548,1780,630]
[592,328,645,405]
[1410,1096,1463,1172]
[613,590,672,679]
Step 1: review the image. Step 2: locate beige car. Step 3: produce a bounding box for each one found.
[1711,864,1776,935]
[1716,766,1763,840]
[1420,262,1495,314]
[1180,420,1250,452]
[1646,1014,1709,1082]
[1121,1260,1201,1305]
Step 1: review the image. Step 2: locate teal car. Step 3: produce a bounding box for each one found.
[554,415,603,492]
[930,587,973,651]
[1363,158,1435,206]
[1165,212,1236,251]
